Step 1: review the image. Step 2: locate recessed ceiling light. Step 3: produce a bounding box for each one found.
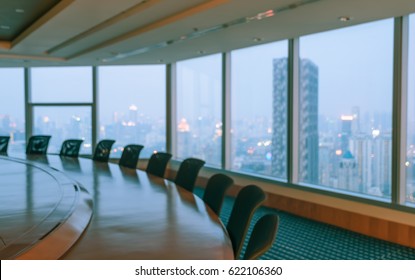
[0,25,10,30]
[102,0,318,62]
[15,8,25,13]
[338,16,353,22]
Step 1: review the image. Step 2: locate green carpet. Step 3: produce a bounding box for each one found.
[194,187,415,260]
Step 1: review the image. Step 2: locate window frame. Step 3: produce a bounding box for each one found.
[27,67,95,155]
[11,14,415,213]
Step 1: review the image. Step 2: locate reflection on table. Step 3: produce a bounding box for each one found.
[1,154,233,260]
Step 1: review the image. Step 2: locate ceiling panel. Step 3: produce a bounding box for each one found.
[0,0,414,67]
[0,0,60,41]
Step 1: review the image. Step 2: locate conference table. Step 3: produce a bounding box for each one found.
[0,154,234,260]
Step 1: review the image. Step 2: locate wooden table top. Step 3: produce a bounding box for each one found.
[0,154,234,260]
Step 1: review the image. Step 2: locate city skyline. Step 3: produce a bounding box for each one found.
[0,16,413,202]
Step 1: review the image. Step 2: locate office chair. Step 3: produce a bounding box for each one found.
[243,214,279,260]
[174,158,205,192]
[0,136,10,154]
[26,135,51,155]
[226,184,266,259]
[203,173,234,215]
[119,144,144,169]
[146,152,172,177]
[92,139,115,162]
[60,139,83,157]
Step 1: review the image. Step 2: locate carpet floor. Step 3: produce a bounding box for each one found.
[194,187,415,260]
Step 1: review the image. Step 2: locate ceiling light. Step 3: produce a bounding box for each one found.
[15,9,25,13]
[338,16,353,22]
[0,25,10,30]
[102,0,321,62]
[247,10,274,21]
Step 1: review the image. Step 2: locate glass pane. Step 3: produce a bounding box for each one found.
[31,67,92,103]
[406,14,415,206]
[33,106,92,154]
[98,65,166,158]
[0,68,26,153]
[176,54,222,166]
[231,41,288,178]
[299,19,393,199]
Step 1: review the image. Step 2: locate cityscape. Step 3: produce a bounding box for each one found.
[1,56,414,203]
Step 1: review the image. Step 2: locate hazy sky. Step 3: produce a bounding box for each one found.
[176,54,222,122]
[301,18,394,118]
[99,65,166,123]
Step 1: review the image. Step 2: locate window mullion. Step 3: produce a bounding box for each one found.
[288,38,300,184]
[392,16,409,205]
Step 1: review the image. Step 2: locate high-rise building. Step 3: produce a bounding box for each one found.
[271,58,319,184]
[177,118,192,158]
[340,115,353,154]
[299,59,319,184]
[338,150,358,191]
[271,58,288,179]
[349,130,392,196]
[351,106,361,135]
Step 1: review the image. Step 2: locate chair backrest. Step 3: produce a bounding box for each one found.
[243,214,279,260]
[226,184,266,259]
[0,136,10,154]
[146,152,172,177]
[60,139,83,157]
[26,135,51,155]
[119,144,144,169]
[174,158,205,192]
[203,173,234,215]
[92,139,115,162]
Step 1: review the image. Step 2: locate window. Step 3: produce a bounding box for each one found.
[0,68,25,153]
[176,54,222,166]
[33,106,92,154]
[30,67,93,154]
[31,67,92,103]
[230,41,288,178]
[405,14,415,205]
[299,19,394,199]
[98,65,166,158]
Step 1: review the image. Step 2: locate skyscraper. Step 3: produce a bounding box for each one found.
[340,115,353,154]
[271,58,319,184]
[177,118,192,158]
[271,58,288,179]
[338,150,358,191]
[299,59,319,184]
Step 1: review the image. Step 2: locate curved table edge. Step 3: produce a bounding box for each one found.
[15,184,93,260]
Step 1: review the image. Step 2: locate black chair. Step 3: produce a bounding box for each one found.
[174,158,205,192]
[0,136,10,154]
[60,139,83,157]
[92,139,115,162]
[119,144,144,169]
[243,214,279,260]
[226,184,266,259]
[26,135,51,155]
[146,152,172,178]
[203,173,234,215]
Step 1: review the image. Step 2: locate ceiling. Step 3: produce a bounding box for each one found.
[0,0,414,67]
